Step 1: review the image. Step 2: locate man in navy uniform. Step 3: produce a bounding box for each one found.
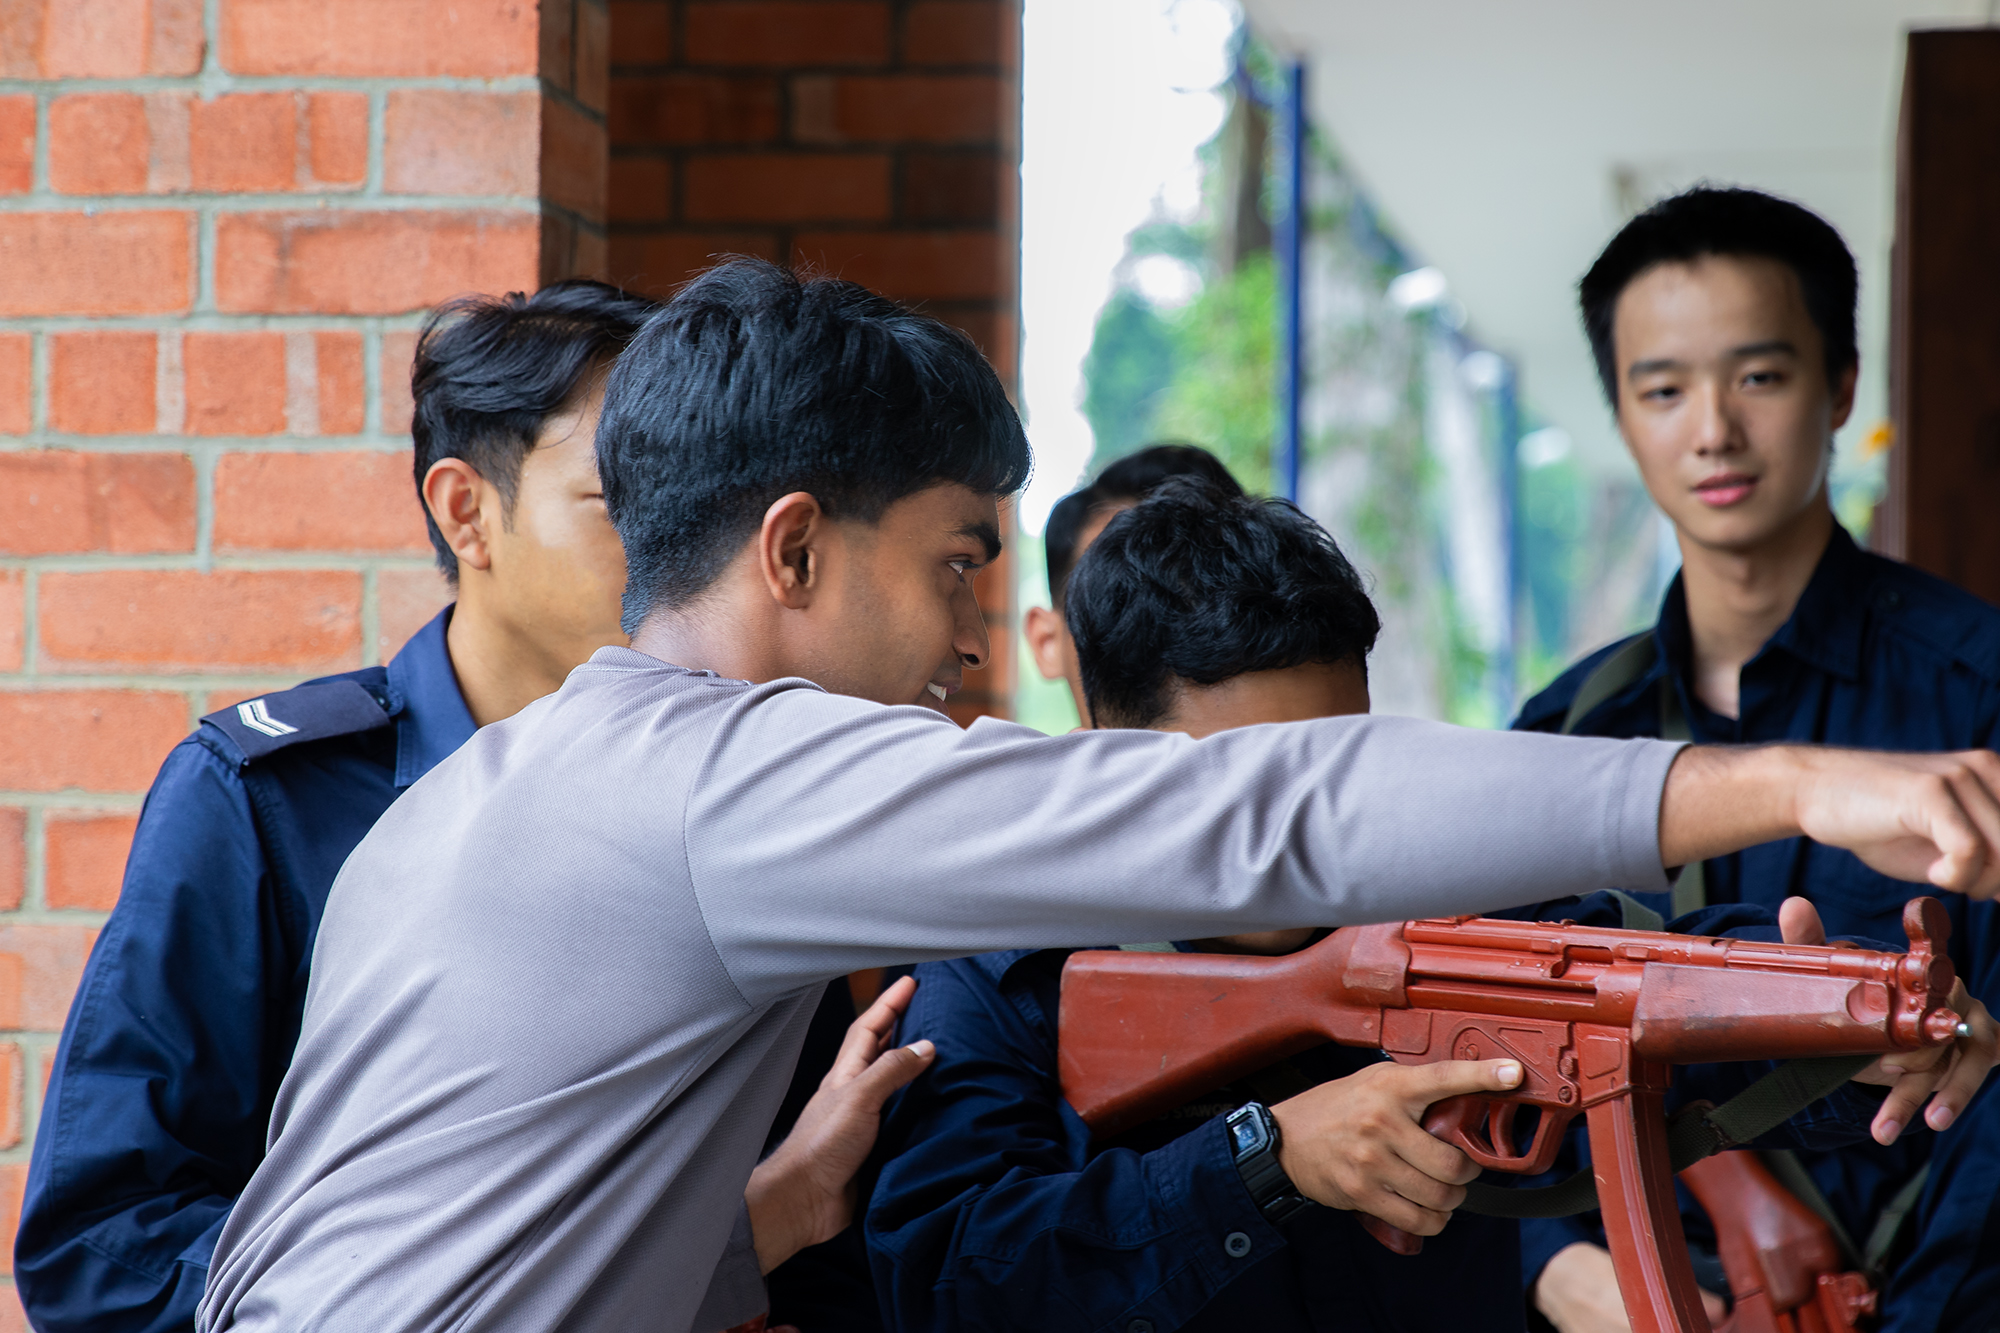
[14,280,704,1331]
[1518,188,2000,1333]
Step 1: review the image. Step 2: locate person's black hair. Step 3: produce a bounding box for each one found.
[1066,476,1380,729]
[598,258,1031,632]
[1045,444,1242,608]
[411,278,663,580]
[1580,186,1858,408]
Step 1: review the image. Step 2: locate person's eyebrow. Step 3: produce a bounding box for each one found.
[953,521,1003,563]
[1625,357,1685,380]
[1728,339,1798,359]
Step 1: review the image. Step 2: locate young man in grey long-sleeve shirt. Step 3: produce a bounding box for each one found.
[200,259,2000,1333]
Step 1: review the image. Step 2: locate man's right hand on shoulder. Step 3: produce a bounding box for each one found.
[1662,746,2000,898]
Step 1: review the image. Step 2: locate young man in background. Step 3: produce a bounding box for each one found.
[864,479,1962,1333]
[1022,443,1241,723]
[1518,187,2000,1333]
[16,280,904,1333]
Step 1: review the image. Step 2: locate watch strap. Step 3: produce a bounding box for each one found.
[1226,1102,1314,1225]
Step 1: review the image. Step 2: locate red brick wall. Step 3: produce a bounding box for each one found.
[0,1,1021,1320]
[0,0,609,1320]
[606,0,1022,722]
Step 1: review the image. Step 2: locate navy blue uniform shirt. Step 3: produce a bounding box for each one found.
[865,896,1882,1333]
[1513,526,2000,1332]
[14,610,480,1332]
[14,608,868,1333]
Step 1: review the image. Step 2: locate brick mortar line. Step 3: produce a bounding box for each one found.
[367,91,386,194]
[542,199,608,240]
[0,911,115,927]
[0,75,543,95]
[29,88,49,194]
[0,435,417,451]
[0,677,339,695]
[363,324,383,435]
[539,77,607,129]
[0,793,146,810]
[16,1032,61,1162]
[0,554,436,571]
[18,568,35,681]
[192,440,216,572]
[195,207,215,314]
[605,63,1009,77]
[22,805,43,912]
[361,566,381,668]
[0,193,546,212]
[608,221,1003,233]
[612,144,1004,158]
[27,329,46,434]
[202,0,222,88]
[0,313,427,331]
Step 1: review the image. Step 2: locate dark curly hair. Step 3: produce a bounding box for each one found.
[1580,186,1857,408]
[1044,444,1243,608]
[1065,477,1380,728]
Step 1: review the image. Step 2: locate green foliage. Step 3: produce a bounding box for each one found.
[1081,291,1178,465]
[1153,254,1277,494]
[1518,455,1586,659]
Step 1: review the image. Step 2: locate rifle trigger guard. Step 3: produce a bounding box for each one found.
[1425,1095,1570,1176]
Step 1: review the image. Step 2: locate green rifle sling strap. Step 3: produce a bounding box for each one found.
[1861,1161,1930,1277]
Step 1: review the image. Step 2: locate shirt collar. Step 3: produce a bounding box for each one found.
[386,606,479,788]
[1653,523,1867,687]
[1761,524,1867,683]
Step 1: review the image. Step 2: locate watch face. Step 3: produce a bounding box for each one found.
[1229,1111,1267,1157]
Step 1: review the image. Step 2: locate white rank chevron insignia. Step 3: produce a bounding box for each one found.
[236,698,300,739]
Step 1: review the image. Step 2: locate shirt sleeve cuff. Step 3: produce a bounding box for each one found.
[692,1200,768,1333]
[1105,1114,1291,1331]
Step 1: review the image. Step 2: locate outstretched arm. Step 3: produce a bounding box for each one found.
[1661,746,2000,898]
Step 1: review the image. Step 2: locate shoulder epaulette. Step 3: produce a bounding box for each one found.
[200,678,392,764]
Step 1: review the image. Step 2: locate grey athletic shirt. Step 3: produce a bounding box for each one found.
[198,648,1682,1332]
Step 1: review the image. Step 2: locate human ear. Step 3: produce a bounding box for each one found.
[1829,360,1859,432]
[422,459,499,574]
[757,491,824,610]
[1022,605,1070,682]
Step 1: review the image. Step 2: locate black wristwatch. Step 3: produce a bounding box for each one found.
[1225,1102,1314,1225]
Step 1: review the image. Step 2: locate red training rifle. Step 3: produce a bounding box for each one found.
[1057,898,1961,1333]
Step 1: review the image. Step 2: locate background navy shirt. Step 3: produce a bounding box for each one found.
[1514,526,2000,1333]
[14,611,478,1333]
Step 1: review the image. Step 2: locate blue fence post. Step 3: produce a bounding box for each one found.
[1277,59,1305,503]
[1495,357,1521,720]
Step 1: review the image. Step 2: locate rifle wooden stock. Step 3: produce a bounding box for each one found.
[1056,898,1960,1333]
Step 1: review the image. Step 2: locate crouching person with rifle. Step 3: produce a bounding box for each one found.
[862,479,1997,1333]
